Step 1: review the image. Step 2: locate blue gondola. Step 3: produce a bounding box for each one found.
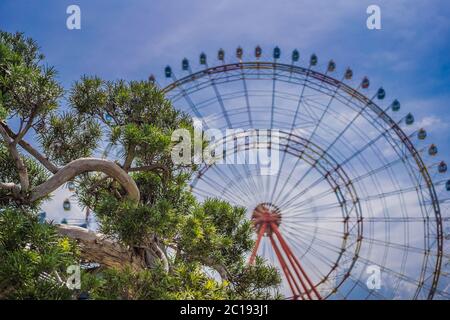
[428,144,438,156]
[164,65,172,78]
[327,60,336,72]
[77,292,90,300]
[273,46,281,59]
[377,87,386,100]
[200,52,207,65]
[182,58,189,71]
[310,54,318,66]
[61,218,68,224]
[38,211,46,223]
[63,199,71,211]
[344,68,353,80]
[68,181,75,192]
[255,46,262,58]
[438,161,447,173]
[292,49,299,62]
[417,128,427,140]
[361,77,370,89]
[218,49,225,61]
[236,47,243,59]
[104,113,113,122]
[405,113,414,125]
[391,99,401,112]
[446,180,450,191]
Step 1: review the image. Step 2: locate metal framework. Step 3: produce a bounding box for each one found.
[158,48,448,300]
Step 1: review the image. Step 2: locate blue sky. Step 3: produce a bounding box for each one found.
[1,0,449,299]
[1,0,449,153]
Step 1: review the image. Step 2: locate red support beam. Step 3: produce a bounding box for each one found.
[269,234,303,300]
[248,203,322,300]
[249,222,267,265]
[271,222,322,300]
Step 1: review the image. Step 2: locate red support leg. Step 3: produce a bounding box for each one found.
[269,234,303,300]
[249,222,267,265]
[249,203,322,300]
[271,222,322,300]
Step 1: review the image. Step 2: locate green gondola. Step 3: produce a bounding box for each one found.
[405,113,414,125]
[182,58,189,71]
[310,54,318,66]
[292,49,299,62]
[273,46,281,59]
[165,65,172,78]
[200,52,207,65]
[218,49,225,61]
[391,99,401,112]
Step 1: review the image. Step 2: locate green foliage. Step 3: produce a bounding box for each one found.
[82,263,230,300]
[0,30,281,300]
[69,77,191,169]
[0,31,62,121]
[37,112,101,165]
[0,144,49,208]
[94,196,181,247]
[79,189,281,299]
[0,208,78,299]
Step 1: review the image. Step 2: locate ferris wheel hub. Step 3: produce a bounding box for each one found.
[251,203,282,235]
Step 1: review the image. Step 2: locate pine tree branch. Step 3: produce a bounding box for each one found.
[0,182,21,194]
[30,158,140,202]
[0,124,30,191]
[56,224,147,271]
[56,225,169,273]
[122,145,136,171]
[0,121,59,174]
[128,164,169,180]
[14,107,38,144]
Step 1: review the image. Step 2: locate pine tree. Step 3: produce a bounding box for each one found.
[0,31,280,299]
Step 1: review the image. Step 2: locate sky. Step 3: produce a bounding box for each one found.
[1,0,449,150]
[1,0,449,299]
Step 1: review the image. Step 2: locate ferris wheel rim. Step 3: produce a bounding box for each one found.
[161,60,444,300]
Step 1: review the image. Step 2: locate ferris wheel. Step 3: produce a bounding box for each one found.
[154,46,450,300]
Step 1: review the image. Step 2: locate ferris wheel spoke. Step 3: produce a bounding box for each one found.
[282,227,344,257]
[277,173,329,210]
[269,63,313,203]
[361,235,428,256]
[193,175,250,205]
[346,273,390,300]
[271,70,347,206]
[193,184,244,206]
[282,188,338,212]
[163,58,444,300]
[282,224,345,246]
[282,202,343,218]
[354,255,431,293]
[283,231,349,287]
